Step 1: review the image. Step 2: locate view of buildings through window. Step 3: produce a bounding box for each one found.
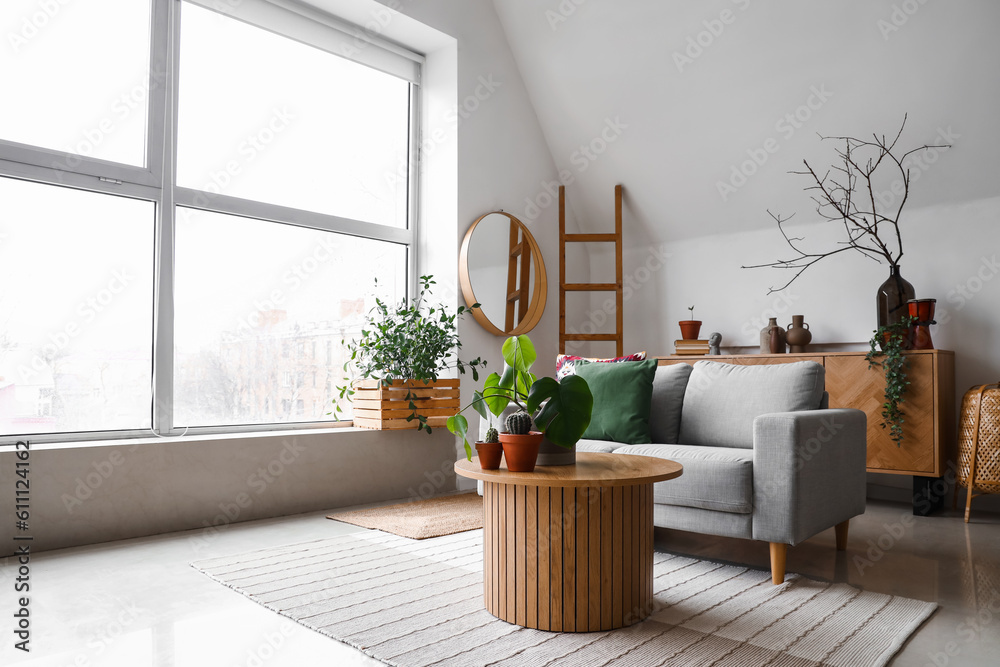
[173,209,405,427]
[0,0,416,438]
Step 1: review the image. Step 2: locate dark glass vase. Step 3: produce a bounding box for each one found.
[877,265,915,330]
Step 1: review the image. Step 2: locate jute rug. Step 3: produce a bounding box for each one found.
[192,530,935,667]
[326,492,482,540]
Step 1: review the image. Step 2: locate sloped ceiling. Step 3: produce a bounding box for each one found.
[492,0,1000,243]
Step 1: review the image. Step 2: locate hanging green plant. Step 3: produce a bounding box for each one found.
[865,316,916,447]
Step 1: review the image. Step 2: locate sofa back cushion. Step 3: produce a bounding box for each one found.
[678,360,826,449]
[649,363,693,443]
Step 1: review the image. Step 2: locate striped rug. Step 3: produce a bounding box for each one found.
[192,530,935,666]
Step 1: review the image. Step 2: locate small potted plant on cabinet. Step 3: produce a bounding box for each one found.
[333,275,484,432]
[679,305,702,340]
[448,334,593,471]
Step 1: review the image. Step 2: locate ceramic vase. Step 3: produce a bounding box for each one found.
[785,315,812,353]
[536,435,575,466]
[760,318,785,354]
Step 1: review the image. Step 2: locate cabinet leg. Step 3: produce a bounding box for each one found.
[912,476,945,516]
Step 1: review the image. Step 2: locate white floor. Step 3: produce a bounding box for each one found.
[1,498,998,666]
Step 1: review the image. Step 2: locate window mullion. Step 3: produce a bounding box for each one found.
[151,0,181,436]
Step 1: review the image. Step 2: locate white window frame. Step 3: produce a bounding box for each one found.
[0,0,423,443]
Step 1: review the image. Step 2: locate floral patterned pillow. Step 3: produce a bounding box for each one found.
[555,351,647,379]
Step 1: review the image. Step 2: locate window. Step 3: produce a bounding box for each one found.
[0,178,155,436]
[177,3,410,227]
[0,0,153,167]
[0,0,422,441]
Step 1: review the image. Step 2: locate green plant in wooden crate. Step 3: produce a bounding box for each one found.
[333,275,484,433]
[447,334,593,460]
[865,315,916,446]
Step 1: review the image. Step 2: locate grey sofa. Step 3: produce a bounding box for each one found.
[577,360,867,584]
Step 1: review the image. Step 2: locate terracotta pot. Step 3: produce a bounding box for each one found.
[498,431,543,472]
[678,320,702,340]
[475,441,503,470]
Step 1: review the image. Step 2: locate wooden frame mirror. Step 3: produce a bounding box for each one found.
[459,211,547,336]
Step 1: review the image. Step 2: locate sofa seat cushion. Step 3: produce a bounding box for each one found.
[575,439,627,453]
[617,444,754,514]
[678,360,826,449]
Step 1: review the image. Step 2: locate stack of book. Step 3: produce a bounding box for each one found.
[674,339,710,355]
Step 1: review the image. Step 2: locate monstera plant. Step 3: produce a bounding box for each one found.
[447,334,593,461]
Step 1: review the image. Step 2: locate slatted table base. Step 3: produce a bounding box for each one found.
[482,481,654,631]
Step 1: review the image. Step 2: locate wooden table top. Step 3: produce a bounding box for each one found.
[455,452,682,487]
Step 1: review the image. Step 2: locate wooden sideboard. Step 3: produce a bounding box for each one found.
[655,350,956,478]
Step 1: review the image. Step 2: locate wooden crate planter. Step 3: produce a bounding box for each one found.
[351,379,460,430]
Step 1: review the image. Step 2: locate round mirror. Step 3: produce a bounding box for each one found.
[459,211,546,336]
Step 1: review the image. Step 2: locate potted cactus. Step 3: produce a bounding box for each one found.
[497,409,542,472]
[448,334,594,473]
[475,424,503,470]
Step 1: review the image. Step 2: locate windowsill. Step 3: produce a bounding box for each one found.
[0,424,393,452]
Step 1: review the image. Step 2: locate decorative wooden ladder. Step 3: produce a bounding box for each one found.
[558,184,624,356]
[504,220,532,332]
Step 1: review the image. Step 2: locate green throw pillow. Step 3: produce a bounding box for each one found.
[574,358,658,444]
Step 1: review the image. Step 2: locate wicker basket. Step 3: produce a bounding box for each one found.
[956,382,1000,522]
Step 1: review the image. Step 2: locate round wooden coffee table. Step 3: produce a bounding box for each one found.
[455,452,682,632]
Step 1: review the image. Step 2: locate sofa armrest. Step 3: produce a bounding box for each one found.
[751,408,867,545]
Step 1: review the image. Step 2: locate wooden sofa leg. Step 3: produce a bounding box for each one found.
[769,543,787,584]
[835,520,849,551]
